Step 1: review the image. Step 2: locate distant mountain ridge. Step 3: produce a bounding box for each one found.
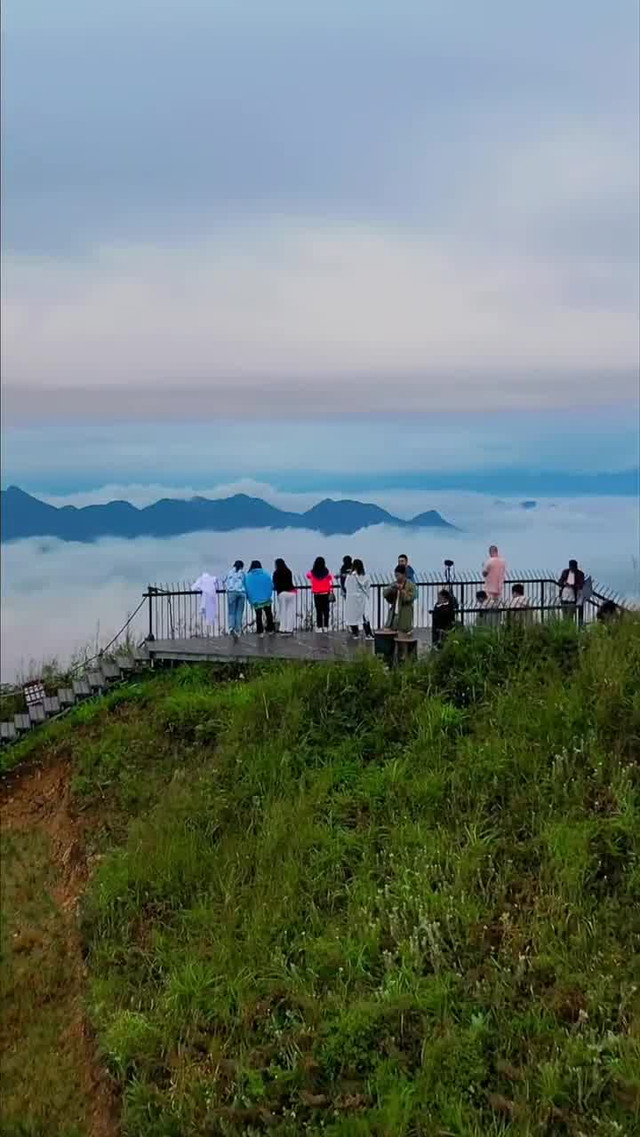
[1,487,456,542]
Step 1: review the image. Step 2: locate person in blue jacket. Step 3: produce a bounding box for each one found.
[397,553,416,582]
[244,560,275,634]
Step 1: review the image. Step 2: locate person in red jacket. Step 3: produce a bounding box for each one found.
[306,556,334,632]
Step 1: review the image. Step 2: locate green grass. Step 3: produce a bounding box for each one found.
[0,827,93,1137]
[2,621,639,1135]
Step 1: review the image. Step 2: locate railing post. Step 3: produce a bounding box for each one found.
[540,581,546,623]
[460,581,465,626]
[376,583,382,630]
[147,589,155,641]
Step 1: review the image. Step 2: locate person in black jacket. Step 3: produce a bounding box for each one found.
[431,589,458,648]
[597,599,619,624]
[558,559,585,620]
[273,558,297,634]
[338,556,353,597]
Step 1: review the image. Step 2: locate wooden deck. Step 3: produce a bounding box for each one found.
[146,630,432,665]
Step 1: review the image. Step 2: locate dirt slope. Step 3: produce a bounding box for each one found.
[1,758,119,1137]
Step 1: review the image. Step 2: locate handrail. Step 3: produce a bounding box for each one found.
[144,574,632,641]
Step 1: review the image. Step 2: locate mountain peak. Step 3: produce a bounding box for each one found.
[5,485,37,499]
[1,486,455,542]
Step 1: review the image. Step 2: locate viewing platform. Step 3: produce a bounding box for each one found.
[142,571,628,667]
[146,629,430,666]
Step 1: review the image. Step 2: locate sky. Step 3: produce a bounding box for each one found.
[2,2,639,676]
[2,0,639,445]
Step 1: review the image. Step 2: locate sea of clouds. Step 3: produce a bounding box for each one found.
[2,489,638,682]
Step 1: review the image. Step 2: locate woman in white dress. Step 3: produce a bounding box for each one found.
[344,559,373,638]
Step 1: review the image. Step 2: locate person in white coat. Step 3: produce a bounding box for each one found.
[344,559,373,638]
[192,572,218,628]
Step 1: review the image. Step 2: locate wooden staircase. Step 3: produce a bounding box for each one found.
[0,647,150,749]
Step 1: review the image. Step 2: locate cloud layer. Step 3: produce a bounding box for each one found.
[4,221,638,414]
[3,493,638,680]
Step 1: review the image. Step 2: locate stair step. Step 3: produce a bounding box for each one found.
[133,646,150,664]
[57,688,75,706]
[115,653,135,672]
[1,722,17,742]
[87,669,106,690]
[14,714,31,732]
[28,704,46,725]
[72,678,91,698]
[101,661,121,681]
[43,696,61,716]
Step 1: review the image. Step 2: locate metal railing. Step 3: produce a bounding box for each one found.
[144,572,628,641]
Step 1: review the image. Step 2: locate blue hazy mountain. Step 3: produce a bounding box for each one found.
[1,487,455,542]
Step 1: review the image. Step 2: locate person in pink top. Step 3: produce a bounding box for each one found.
[482,545,507,599]
[306,556,335,631]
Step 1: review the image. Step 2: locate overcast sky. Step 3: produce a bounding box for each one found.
[3,0,639,420]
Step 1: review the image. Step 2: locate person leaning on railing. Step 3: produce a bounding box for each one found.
[507,583,533,626]
[273,558,297,635]
[307,557,335,632]
[475,589,502,628]
[224,560,246,637]
[245,561,276,635]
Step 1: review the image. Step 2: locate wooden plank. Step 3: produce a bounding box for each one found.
[14,714,31,732]
[1,722,17,742]
[146,630,432,666]
[28,704,46,724]
[57,688,75,706]
[43,696,61,716]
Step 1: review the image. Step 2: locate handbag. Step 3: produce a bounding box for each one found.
[328,591,336,603]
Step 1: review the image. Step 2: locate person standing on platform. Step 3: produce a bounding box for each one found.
[344,558,373,638]
[245,560,275,634]
[307,557,334,632]
[508,583,532,626]
[475,588,501,628]
[397,554,416,582]
[273,558,297,634]
[192,572,219,630]
[558,559,585,621]
[224,559,246,637]
[482,545,507,600]
[384,564,416,634]
[338,555,353,598]
[597,599,619,624]
[431,588,458,647]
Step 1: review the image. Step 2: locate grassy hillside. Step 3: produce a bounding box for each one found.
[1,619,639,1136]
